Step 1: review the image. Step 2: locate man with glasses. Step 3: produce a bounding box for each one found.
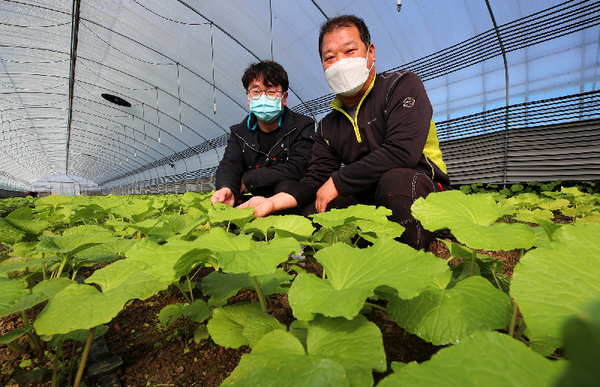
[211,60,315,207]
[239,16,450,251]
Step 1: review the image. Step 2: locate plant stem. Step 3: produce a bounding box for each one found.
[67,342,77,386]
[515,321,527,341]
[186,276,194,303]
[73,327,95,387]
[508,300,518,337]
[21,310,38,353]
[250,276,268,313]
[364,302,387,313]
[176,283,192,304]
[54,255,68,279]
[51,341,63,387]
[492,271,504,292]
[42,263,47,281]
[470,248,477,277]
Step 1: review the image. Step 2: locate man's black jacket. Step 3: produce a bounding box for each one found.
[215,106,315,200]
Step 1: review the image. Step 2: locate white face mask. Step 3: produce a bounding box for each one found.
[324,56,373,96]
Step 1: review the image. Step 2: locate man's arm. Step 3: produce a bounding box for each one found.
[212,129,246,204]
[284,120,342,208]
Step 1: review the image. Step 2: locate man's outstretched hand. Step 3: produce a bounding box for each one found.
[237,196,275,218]
[237,192,298,218]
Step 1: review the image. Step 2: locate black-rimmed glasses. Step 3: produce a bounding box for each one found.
[247,89,284,101]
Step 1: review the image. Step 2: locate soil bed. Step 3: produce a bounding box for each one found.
[0,240,520,387]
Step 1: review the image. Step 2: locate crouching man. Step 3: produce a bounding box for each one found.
[211,60,315,209]
[239,16,450,250]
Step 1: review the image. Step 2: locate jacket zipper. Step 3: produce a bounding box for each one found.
[236,126,296,163]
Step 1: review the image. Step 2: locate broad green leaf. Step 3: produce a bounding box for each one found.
[310,204,391,229]
[34,259,168,335]
[77,239,137,263]
[513,208,553,223]
[412,191,535,250]
[354,219,405,243]
[9,242,38,258]
[111,200,155,222]
[202,269,293,301]
[207,302,285,348]
[35,195,71,213]
[377,331,566,387]
[35,230,117,258]
[0,256,57,274]
[3,207,49,235]
[151,214,189,235]
[387,276,513,345]
[194,325,209,343]
[288,237,450,320]
[0,217,25,245]
[511,223,600,344]
[561,186,584,197]
[62,224,108,236]
[6,206,33,220]
[42,325,109,346]
[126,238,212,281]
[89,195,125,211]
[181,191,212,211]
[159,300,210,327]
[244,215,315,240]
[168,215,208,241]
[0,278,29,317]
[0,327,30,344]
[554,296,600,387]
[523,328,562,356]
[224,335,348,387]
[207,203,255,229]
[307,314,386,379]
[195,228,298,276]
[223,314,385,387]
[125,218,164,236]
[8,277,75,314]
[69,205,106,224]
[413,191,503,227]
[539,198,571,211]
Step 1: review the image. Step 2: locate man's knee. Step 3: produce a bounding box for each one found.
[375,169,438,208]
[375,169,440,250]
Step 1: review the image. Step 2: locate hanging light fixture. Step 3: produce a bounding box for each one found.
[101,93,132,107]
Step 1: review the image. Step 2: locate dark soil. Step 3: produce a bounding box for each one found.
[0,240,520,387]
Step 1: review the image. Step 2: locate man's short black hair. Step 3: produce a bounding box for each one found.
[241,60,289,92]
[318,15,371,60]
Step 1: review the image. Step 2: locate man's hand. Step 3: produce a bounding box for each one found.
[237,196,275,218]
[211,187,235,206]
[238,192,298,218]
[315,177,339,213]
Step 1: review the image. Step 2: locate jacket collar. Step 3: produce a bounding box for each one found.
[238,106,294,142]
[330,75,377,111]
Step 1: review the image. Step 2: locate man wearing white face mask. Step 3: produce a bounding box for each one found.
[211,61,315,207]
[239,16,450,250]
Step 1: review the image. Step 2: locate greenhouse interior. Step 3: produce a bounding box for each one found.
[1,1,600,387]
[1,0,598,197]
